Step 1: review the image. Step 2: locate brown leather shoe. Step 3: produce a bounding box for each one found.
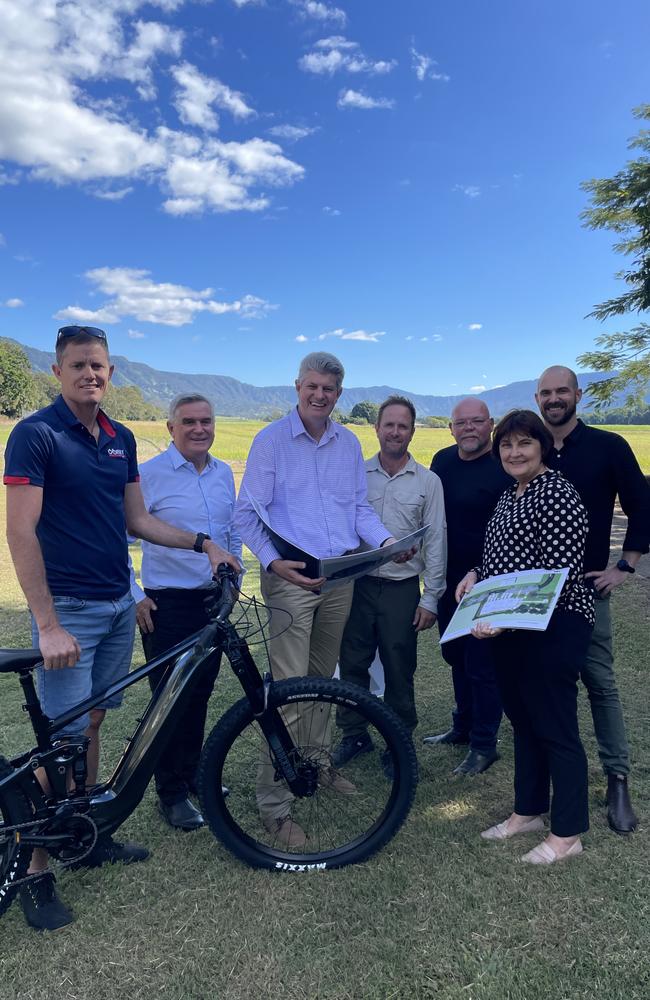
[318,769,358,795]
[263,815,307,849]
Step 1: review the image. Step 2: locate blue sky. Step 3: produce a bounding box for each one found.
[1,0,649,396]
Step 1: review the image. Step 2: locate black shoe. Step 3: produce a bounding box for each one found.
[607,774,638,834]
[71,834,150,869]
[332,733,374,767]
[20,872,74,931]
[452,749,500,776]
[159,798,205,832]
[422,729,470,747]
[380,750,394,780]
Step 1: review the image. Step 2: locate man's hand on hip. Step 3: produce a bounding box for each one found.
[269,559,327,591]
[413,606,436,632]
[585,566,630,597]
[136,595,158,633]
[38,625,81,669]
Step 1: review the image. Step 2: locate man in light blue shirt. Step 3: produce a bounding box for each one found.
[235,352,403,848]
[132,393,242,830]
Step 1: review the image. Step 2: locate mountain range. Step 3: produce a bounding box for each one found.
[12,339,626,419]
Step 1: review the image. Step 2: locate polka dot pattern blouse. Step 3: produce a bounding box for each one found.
[480,469,595,625]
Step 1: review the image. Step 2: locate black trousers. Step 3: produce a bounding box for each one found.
[494,610,592,837]
[140,588,220,806]
[337,575,421,734]
[438,589,503,753]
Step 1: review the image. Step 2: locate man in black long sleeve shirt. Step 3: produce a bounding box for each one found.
[536,366,650,834]
[422,398,511,774]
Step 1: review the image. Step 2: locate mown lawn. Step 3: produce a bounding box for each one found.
[0,423,649,1000]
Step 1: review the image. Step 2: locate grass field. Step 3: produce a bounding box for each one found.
[0,419,649,999]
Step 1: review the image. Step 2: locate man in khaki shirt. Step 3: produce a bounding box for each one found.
[335,396,447,776]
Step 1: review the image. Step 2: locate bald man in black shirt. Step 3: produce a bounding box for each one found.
[422,398,511,774]
[536,365,650,834]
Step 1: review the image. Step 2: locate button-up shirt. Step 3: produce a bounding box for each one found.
[131,442,242,599]
[545,420,650,572]
[235,407,391,569]
[365,454,447,613]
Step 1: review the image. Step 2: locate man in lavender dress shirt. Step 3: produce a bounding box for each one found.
[235,352,401,847]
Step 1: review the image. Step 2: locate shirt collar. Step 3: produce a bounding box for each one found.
[167,441,214,471]
[54,394,116,438]
[368,452,416,477]
[558,419,585,449]
[289,405,339,444]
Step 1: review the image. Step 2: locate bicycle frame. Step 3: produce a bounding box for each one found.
[3,618,277,841]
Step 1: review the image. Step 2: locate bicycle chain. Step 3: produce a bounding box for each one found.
[2,813,99,889]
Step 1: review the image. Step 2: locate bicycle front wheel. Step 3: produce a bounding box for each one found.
[198,677,418,870]
[0,755,31,918]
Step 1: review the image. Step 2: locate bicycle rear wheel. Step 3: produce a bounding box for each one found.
[198,677,418,870]
[0,756,31,918]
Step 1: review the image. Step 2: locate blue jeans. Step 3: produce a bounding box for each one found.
[31,592,135,735]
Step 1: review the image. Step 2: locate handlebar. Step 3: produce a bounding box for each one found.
[204,562,239,623]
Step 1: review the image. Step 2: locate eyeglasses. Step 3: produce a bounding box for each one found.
[56,325,107,346]
[451,418,489,429]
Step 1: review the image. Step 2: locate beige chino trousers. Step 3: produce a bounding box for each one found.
[256,570,354,821]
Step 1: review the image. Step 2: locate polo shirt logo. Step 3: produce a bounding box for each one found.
[107,447,126,459]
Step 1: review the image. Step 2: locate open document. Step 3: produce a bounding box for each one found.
[440,568,569,643]
[247,492,429,591]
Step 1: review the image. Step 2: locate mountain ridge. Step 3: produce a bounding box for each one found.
[9,338,632,419]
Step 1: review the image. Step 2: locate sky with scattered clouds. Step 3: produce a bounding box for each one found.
[0,0,648,395]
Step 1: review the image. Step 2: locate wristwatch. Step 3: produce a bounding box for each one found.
[193,532,211,553]
[616,558,635,574]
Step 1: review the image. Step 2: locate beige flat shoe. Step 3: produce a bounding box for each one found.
[521,839,583,865]
[481,816,545,841]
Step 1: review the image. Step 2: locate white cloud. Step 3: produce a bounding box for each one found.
[337,89,394,110]
[300,37,395,76]
[295,334,309,342]
[410,46,450,83]
[172,62,255,132]
[54,267,276,327]
[0,1,303,215]
[468,323,483,331]
[291,1,347,25]
[420,337,428,342]
[318,327,385,343]
[405,335,413,341]
[469,385,486,393]
[432,334,443,341]
[0,233,6,247]
[454,185,481,198]
[4,298,24,308]
[267,124,319,142]
[322,205,341,216]
[93,187,133,200]
[128,328,146,338]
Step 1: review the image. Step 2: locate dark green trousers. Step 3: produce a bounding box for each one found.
[337,575,421,735]
[580,594,631,776]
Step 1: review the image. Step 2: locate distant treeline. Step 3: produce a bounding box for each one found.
[31,373,166,421]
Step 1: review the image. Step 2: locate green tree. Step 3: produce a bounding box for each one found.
[577,105,650,406]
[349,401,380,424]
[0,339,35,417]
[31,371,59,409]
[102,384,165,421]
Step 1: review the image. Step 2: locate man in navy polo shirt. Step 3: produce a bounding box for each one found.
[4,326,240,931]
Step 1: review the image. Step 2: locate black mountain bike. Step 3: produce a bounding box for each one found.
[0,565,418,918]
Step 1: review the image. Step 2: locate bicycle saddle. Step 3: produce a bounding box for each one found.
[0,649,43,673]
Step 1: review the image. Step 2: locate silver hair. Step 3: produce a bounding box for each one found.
[297,351,345,388]
[168,393,214,421]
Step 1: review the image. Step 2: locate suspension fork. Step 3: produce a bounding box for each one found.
[221,627,307,790]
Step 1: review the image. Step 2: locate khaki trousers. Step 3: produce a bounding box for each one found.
[256,571,354,821]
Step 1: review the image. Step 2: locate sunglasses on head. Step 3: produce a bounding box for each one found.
[56,325,108,346]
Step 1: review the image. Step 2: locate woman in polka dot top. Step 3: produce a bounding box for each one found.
[455,409,595,866]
